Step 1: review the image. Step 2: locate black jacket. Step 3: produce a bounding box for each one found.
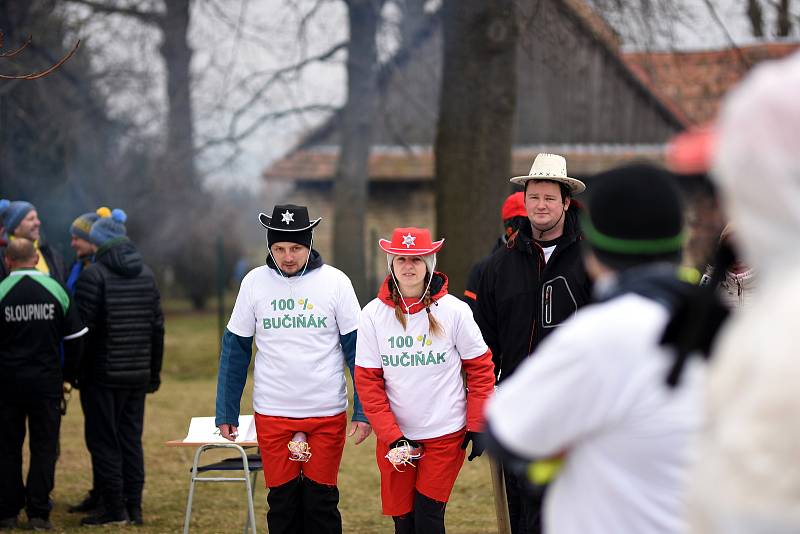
[475,207,592,381]
[75,237,164,389]
[463,237,505,315]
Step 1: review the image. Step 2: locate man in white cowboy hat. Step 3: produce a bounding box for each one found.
[475,153,592,534]
[215,204,372,534]
[485,163,704,534]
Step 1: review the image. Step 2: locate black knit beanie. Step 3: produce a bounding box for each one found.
[583,163,684,270]
[267,228,312,249]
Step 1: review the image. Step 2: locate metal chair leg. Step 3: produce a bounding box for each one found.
[243,470,258,534]
[183,446,205,534]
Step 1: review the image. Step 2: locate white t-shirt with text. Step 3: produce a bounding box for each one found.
[227,264,361,418]
[356,294,487,440]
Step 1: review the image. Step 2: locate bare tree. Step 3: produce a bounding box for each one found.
[434,0,518,294]
[332,0,385,301]
[776,0,793,36]
[747,0,765,37]
[68,0,197,195]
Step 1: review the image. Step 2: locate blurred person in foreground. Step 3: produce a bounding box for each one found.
[689,51,800,534]
[699,224,756,311]
[475,153,591,533]
[0,201,66,283]
[355,227,495,533]
[463,192,528,314]
[74,209,164,526]
[485,163,708,534]
[215,204,371,534]
[0,238,86,531]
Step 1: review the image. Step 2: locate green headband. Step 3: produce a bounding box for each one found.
[582,215,684,255]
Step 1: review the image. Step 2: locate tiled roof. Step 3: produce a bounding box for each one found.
[263,144,667,182]
[623,42,800,125]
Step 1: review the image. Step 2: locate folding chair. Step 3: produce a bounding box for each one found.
[183,443,262,534]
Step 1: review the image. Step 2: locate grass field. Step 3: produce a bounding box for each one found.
[16,299,498,533]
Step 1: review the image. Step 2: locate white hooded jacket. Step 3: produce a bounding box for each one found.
[690,50,800,533]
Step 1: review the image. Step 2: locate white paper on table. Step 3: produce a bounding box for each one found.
[183,415,256,443]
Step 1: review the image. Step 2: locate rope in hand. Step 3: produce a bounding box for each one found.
[385,440,423,472]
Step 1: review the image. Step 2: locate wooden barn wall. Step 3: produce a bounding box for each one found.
[514,0,680,143]
[312,0,680,148]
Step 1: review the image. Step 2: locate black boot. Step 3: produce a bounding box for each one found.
[79,509,128,527]
[414,492,446,534]
[301,478,341,534]
[68,491,100,514]
[392,513,415,534]
[81,496,127,527]
[126,504,143,526]
[266,477,304,534]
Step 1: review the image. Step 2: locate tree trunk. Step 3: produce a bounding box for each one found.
[333,0,382,302]
[159,0,196,196]
[746,0,765,37]
[776,0,792,36]
[434,0,518,295]
[398,0,427,49]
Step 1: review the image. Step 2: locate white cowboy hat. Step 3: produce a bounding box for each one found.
[510,153,586,194]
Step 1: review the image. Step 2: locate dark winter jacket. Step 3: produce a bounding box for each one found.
[463,237,505,315]
[475,207,592,381]
[75,237,164,390]
[0,239,66,283]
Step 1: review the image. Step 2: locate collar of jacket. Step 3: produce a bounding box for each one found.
[266,248,323,277]
[509,205,583,254]
[377,272,448,314]
[597,262,694,311]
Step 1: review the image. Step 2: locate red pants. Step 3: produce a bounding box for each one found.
[255,411,346,488]
[376,428,466,516]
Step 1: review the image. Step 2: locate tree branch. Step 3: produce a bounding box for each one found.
[0,40,81,80]
[198,103,336,152]
[0,35,32,58]
[66,0,164,27]
[225,40,346,134]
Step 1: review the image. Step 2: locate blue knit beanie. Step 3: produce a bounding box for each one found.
[4,201,35,233]
[70,211,101,242]
[90,208,127,246]
[0,199,9,224]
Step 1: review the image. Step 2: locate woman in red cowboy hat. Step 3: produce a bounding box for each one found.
[355,227,495,533]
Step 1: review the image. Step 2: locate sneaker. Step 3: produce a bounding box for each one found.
[80,510,128,527]
[0,517,18,531]
[68,492,100,514]
[26,517,53,531]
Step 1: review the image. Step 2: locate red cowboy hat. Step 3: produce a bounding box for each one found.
[379,227,444,256]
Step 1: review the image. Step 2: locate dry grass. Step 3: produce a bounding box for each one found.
[16,300,497,533]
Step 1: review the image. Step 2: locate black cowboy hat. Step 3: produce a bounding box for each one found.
[259,204,322,232]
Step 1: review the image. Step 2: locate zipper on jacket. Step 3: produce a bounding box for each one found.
[528,319,536,354]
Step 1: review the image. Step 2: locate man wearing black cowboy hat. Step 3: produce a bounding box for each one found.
[215,204,371,534]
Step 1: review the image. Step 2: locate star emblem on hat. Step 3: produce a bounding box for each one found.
[401,233,416,248]
[281,210,294,225]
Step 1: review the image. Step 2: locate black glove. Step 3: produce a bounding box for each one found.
[461,431,484,461]
[389,436,421,449]
[146,380,160,394]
